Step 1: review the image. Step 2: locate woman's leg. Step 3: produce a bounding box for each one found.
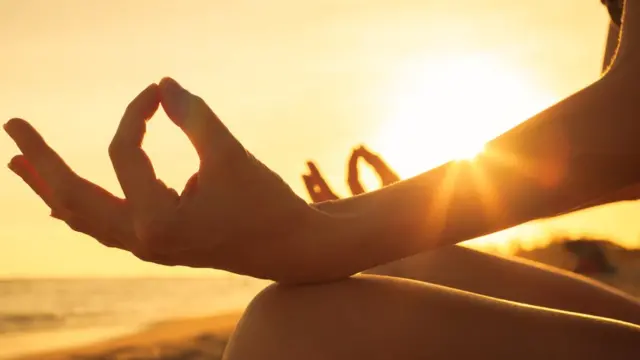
[362,245,640,324]
[223,275,639,360]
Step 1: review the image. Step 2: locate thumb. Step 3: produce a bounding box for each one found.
[158,77,243,163]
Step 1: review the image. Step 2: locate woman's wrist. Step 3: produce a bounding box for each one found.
[275,206,369,284]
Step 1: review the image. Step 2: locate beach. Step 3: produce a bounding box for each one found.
[16,312,242,360]
[0,277,269,360]
[5,241,639,360]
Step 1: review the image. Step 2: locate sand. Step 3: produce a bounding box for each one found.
[16,311,243,360]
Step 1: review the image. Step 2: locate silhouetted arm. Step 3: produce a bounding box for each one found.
[315,64,640,276]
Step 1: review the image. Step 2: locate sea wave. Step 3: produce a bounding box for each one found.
[0,277,269,337]
[0,312,65,333]
[0,310,110,334]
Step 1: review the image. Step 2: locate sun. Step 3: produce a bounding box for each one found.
[451,143,486,162]
[373,53,555,179]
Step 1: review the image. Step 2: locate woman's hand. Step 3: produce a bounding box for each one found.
[302,161,340,202]
[304,146,400,200]
[353,146,400,187]
[4,78,345,283]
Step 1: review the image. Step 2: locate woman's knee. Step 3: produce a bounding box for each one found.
[225,276,640,360]
[232,276,409,333]
[224,276,429,360]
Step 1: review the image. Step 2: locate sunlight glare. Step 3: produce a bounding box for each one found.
[374,53,555,179]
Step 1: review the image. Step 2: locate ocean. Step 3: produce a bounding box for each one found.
[0,277,271,359]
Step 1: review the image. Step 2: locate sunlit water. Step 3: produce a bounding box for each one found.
[0,277,270,359]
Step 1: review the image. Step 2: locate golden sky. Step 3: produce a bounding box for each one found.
[1,0,637,277]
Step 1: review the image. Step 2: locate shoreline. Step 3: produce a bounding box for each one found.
[13,311,244,360]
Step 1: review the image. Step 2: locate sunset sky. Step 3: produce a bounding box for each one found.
[1,0,638,277]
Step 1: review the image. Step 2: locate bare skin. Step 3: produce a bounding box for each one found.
[223,276,640,360]
[306,147,640,325]
[303,145,400,202]
[225,3,640,359]
[4,1,640,359]
[223,3,640,359]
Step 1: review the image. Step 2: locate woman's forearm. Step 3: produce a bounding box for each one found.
[318,68,640,275]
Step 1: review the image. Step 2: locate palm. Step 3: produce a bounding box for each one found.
[181,153,313,263]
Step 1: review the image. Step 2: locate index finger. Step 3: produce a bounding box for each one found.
[109,84,172,219]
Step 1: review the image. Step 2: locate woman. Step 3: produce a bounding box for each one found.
[4,0,640,358]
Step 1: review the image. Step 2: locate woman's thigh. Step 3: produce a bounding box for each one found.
[223,275,640,360]
[363,246,640,324]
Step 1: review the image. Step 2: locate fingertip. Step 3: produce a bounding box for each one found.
[144,83,160,100]
[140,82,158,92]
[306,161,319,172]
[158,76,178,88]
[158,77,188,97]
[158,77,190,127]
[10,153,25,162]
[132,83,161,119]
[8,154,25,169]
[158,77,234,161]
[7,156,28,180]
[4,118,28,137]
[5,117,25,127]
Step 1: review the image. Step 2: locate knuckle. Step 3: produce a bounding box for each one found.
[192,95,212,112]
[108,139,125,159]
[124,101,137,114]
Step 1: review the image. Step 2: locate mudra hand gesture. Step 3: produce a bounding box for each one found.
[303,145,400,202]
[4,78,341,283]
